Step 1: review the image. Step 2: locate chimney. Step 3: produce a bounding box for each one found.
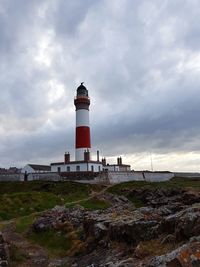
[64,152,70,164]
[97,150,100,162]
[120,157,122,165]
[84,150,90,162]
[117,157,120,165]
[102,157,106,166]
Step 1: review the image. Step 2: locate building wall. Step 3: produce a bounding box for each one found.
[21,165,50,173]
[103,165,120,171]
[21,165,34,173]
[51,162,102,172]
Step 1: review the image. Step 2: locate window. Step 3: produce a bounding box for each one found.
[57,167,61,173]
[67,166,70,172]
[76,165,80,171]
[98,166,101,172]
[91,165,94,172]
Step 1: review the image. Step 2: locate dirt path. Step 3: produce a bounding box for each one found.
[2,222,49,267]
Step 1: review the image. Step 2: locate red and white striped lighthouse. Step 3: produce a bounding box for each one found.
[74,83,91,161]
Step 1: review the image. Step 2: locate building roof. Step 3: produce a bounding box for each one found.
[51,161,102,166]
[28,164,51,171]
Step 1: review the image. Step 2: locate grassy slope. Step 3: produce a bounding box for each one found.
[0,181,92,220]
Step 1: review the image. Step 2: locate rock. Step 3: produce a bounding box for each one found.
[159,204,200,241]
[0,232,9,267]
[148,238,200,267]
[127,188,200,209]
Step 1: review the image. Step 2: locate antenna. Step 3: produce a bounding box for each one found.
[150,152,153,172]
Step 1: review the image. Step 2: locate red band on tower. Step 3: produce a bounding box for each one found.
[76,126,91,148]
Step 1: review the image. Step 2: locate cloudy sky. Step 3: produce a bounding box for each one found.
[0,0,200,171]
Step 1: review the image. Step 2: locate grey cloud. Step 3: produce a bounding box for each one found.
[0,0,200,170]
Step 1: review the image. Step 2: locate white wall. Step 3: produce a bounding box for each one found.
[75,148,87,161]
[51,162,102,172]
[107,171,174,184]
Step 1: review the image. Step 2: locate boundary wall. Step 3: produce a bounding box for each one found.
[0,171,190,184]
[106,171,175,184]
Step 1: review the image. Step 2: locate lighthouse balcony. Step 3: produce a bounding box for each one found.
[74,96,90,106]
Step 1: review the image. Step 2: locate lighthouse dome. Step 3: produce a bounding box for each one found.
[77,83,88,97]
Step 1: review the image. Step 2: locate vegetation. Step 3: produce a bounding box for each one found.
[66,197,110,210]
[15,214,37,233]
[108,177,200,196]
[0,181,91,220]
[28,229,72,257]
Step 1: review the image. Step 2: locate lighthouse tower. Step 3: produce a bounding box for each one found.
[50,83,131,173]
[74,83,91,161]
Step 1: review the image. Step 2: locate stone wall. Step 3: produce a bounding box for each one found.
[0,171,174,184]
[28,172,61,181]
[0,173,23,182]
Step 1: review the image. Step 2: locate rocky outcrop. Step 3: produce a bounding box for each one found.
[159,204,200,241]
[127,188,200,209]
[148,236,200,267]
[29,188,200,266]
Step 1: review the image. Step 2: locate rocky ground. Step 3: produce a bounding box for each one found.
[1,185,200,266]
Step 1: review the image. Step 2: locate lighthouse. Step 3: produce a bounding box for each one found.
[50,83,131,173]
[74,83,91,161]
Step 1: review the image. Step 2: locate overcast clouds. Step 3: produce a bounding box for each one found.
[0,0,200,171]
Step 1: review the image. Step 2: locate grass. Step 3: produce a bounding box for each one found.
[15,215,78,258]
[15,214,37,233]
[0,192,65,220]
[66,197,110,210]
[79,198,110,210]
[108,177,200,196]
[0,181,91,220]
[127,196,144,208]
[0,180,91,197]
[28,229,72,257]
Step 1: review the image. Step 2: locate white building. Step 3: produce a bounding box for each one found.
[22,164,51,173]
